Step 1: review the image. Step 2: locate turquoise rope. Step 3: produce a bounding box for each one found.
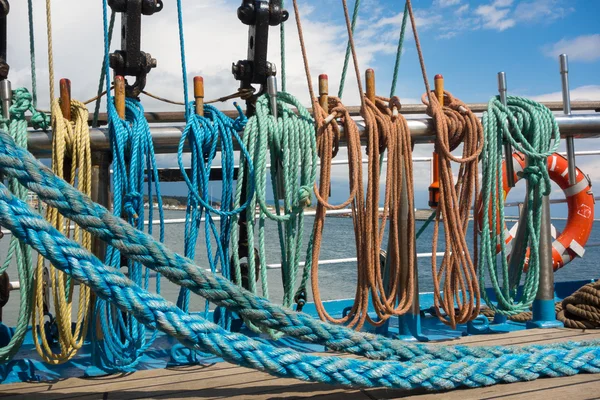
[92,0,165,372]
[2,130,597,363]
[389,1,409,98]
[175,0,254,331]
[338,0,360,98]
[2,136,600,390]
[479,96,560,316]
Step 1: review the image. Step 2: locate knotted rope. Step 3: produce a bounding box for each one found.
[0,89,47,362]
[406,0,483,327]
[175,0,254,331]
[31,96,93,364]
[292,0,416,330]
[2,155,600,390]
[479,96,559,316]
[230,91,317,336]
[92,0,165,371]
[0,131,598,364]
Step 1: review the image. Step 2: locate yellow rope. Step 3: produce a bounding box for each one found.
[32,99,93,364]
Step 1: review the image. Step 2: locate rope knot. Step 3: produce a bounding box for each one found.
[297,186,312,208]
[10,88,50,129]
[521,165,543,186]
[124,191,142,219]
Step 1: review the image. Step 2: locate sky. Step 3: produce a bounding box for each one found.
[4,0,600,216]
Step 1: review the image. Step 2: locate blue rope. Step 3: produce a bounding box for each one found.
[175,0,254,330]
[92,0,165,372]
[1,166,600,390]
[1,131,599,364]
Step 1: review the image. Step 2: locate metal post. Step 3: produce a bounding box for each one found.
[499,72,515,188]
[560,54,576,186]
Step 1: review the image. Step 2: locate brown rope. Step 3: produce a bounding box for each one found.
[292,0,416,330]
[406,0,483,328]
[557,281,600,329]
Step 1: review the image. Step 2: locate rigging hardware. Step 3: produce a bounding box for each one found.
[108,0,162,97]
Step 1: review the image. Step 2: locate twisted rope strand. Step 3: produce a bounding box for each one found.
[0,131,590,363]
[0,176,600,390]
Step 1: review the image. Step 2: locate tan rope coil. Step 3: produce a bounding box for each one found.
[292,0,416,330]
[406,0,483,328]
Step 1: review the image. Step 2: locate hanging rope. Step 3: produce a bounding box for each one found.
[175,0,254,331]
[29,0,94,365]
[230,92,317,335]
[0,89,47,362]
[404,0,483,327]
[92,0,165,372]
[31,97,93,364]
[291,0,416,329]
[479,96,559,316]
[4,131,598,364]
[2,150,600,390]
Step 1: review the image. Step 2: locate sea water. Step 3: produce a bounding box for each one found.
[0,209,598,326]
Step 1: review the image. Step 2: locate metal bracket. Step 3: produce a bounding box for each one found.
[232,0,288,113]
[0,271,9,322]
[108,0,162,98]
[0,0,9,81]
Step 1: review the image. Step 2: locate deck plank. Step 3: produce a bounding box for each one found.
[2,328,599,400]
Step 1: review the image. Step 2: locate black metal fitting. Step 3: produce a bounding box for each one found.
[232,0,288,113]
[0,271,9,322]
[108,0,162,98]
[0,0,10,81]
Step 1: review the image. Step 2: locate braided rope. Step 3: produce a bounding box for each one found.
[479,96,559,316]
[1,171,600,390]
[0,131,596,364]
[31,98,92,364]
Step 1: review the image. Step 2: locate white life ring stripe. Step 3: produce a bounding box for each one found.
[550,155,557,171]
[563,178,589,198]
[570,239,586,258]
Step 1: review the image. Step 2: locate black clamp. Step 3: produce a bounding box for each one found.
[0,271,9,322]
[232,0,288,113]
[108,0,162,98]
[0,0,9,81]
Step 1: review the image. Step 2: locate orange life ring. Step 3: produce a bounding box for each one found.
[477,152,594,271]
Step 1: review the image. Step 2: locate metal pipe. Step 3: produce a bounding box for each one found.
[23,114,600,157]
[560,54,577,186]
[78,100,600,125]
[0,78,10,120]
[498,72,515,188]
[537,195,554,301]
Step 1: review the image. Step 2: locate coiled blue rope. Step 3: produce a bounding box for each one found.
[92,0,165,372]
[174,0,254,330]
[0,166,600,390]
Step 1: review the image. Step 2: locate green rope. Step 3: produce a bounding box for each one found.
[231,92,317,336]
[478,95,559,316]
[27,0,39,108]
[280,0,286,92]
[390,1,409,98]
[0,88,49,362]
[337,0,360,98]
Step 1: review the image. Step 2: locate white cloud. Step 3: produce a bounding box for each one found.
[5,0,394,112]
[474,0,515,31]
[514,0,574,23]
[529,85,600,102]
[543,34,600,63]
[455,4,470,15]
[434,0,461,7]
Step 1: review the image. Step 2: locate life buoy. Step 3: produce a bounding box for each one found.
[478,152,594,271]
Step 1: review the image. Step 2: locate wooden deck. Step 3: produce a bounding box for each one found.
[2,328,600,399]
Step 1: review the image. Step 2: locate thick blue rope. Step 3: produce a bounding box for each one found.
[174,0,254,330]
[0,173,600,390]
[1,131,596,364]
[93,0,165,372]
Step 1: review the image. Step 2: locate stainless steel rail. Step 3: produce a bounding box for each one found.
[26,114,600,156]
